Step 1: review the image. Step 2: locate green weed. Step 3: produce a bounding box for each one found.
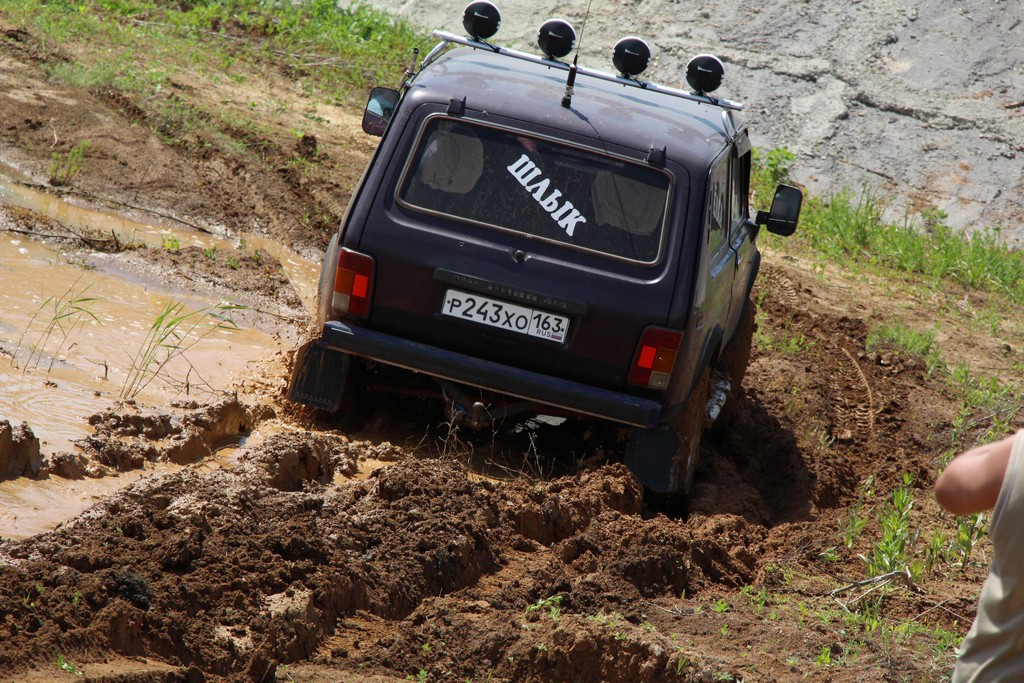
[740,585,771,614]
[673,652,689,675]
[22,582,45,608]
[952,513,987,570]
[843,500,868,549]
[923,529,947,575]
[862,473,916,578]
[525,594,562,621]
[54,652,83,677]
[524,593,565,622]
[120,300,243,399]
[753,291,812,355]
[13,280,101,373]
[48,139,90,186]
[751,146,795,203]
[587,611,626,640]
[818,546,840,562]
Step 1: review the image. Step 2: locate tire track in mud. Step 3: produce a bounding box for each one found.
[836,346,879,446]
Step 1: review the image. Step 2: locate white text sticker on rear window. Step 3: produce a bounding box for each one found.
[507,154,588,237]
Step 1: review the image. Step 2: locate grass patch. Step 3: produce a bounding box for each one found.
[866,322,943,375]
[753,148,1024,304]
[1,0,429,101]
[1,0,430,163]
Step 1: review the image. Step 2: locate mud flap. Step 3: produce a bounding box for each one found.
[625,426,680,493]
[287,340,350,411]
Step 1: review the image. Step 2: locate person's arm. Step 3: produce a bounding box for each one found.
[935,433,1018,515]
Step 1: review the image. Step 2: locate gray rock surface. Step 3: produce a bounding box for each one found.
[369,0,1024,244]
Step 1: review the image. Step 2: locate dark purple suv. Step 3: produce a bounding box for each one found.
[288,4,801,494]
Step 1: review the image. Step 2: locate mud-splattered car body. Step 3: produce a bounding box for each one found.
[288,6,801,493]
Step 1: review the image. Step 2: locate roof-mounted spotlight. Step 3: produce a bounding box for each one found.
[462,1,501,41]
[612,37,651,78]
[685,54,724,95]
[537,18,576,60]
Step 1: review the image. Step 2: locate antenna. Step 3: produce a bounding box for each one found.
[560,0,594,109]
[401,47,419,88]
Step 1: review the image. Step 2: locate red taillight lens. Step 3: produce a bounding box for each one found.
[332,248,374,318]
[629,327,681,389]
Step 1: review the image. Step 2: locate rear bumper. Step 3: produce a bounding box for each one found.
[319,321,662,428]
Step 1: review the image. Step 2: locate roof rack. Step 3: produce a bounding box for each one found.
[417,13,744,113]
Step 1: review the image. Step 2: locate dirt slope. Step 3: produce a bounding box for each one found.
[1,8,1023,683]
[368,0,1024,243]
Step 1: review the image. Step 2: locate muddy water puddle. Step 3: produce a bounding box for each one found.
[0,234,277,449]
[0,168,318,452]
[0,428,269,540]
[0,468,153,540]
[0,169,318,309]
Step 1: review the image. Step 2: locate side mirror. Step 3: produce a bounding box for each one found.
[756,184,802,236]
[362,87,400,136]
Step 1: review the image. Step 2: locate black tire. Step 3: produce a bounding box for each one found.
[672,366,711,494]
[720,294,755,391]
[713,295,755,430]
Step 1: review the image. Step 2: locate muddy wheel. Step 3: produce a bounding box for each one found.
[720,294,755,391]
[713,295,755,430]
[672,366,712,494]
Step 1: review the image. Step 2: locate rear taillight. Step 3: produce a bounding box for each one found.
[629,327,681,389]
[332,248,374,318]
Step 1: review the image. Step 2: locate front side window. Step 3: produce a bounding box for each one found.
[397,118,671,263]
[729,149,749,239]
[706,156,729,255]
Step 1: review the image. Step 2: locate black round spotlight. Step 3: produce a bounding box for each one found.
[611,37,651,78]
[685,54,724,95]
[537,18,576,60]
[462,1,501,40]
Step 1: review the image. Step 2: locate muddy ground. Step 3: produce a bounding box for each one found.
[1,6,1024,683]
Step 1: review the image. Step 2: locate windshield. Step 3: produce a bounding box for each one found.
[396,118,670,263]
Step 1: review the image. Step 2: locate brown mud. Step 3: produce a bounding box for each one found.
[1,11,1023,683]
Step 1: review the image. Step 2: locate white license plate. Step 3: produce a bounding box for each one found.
[441,289,569,343]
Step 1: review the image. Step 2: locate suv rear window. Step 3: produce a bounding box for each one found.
[396,117,670,263]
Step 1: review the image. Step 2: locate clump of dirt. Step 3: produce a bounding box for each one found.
[0,420,41,478]
[0,435,744,682]
[48,397,267,477]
